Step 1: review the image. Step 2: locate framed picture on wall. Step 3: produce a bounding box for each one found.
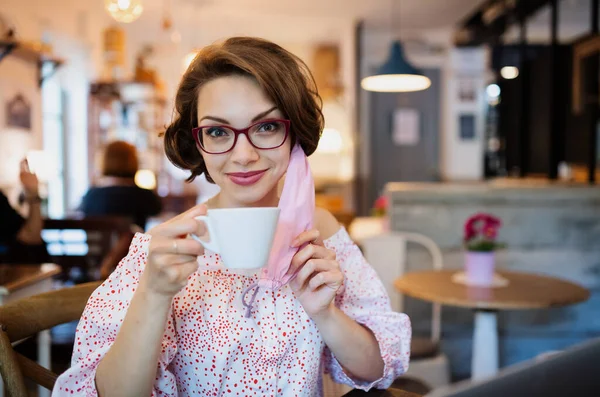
[392,108,420,146]
[459,114,476,140]
[457,77,477,104]
[5,94,32,131]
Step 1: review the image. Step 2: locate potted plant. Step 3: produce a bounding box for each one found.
[463,213,504,286]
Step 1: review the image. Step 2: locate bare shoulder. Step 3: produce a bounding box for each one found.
[314,207,341,241]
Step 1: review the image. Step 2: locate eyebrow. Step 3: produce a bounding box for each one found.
[199,106,279,125]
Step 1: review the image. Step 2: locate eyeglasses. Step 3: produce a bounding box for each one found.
[192,119,290,154]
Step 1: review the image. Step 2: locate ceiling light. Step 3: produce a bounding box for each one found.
[500,66,519,79]
[105,0,143,23]
[361,41,431,92]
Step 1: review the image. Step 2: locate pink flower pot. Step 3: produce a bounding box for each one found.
[465,251,495,286]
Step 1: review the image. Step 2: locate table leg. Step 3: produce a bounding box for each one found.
[38,329,52,397]
[471,310,499,380]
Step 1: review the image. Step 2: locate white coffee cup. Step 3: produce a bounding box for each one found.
[192,207,280,269]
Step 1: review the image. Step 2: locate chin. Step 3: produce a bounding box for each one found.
[226,178,279,207]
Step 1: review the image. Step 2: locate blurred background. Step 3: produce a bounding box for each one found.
[1,0,599,395]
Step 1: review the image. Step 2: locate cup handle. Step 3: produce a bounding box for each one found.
[192,215,220,253]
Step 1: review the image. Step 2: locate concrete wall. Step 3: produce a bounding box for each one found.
[386,181,600,379]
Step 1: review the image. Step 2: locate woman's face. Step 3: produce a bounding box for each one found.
[196,75,291,207]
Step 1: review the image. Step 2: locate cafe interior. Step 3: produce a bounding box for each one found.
[0,0,599,396]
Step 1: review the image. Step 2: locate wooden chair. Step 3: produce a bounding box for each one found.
[0,281,421,397]
[0,281,101,396]
[42,217,135,281]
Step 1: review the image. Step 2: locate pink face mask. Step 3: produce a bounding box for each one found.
[241,144,314,316]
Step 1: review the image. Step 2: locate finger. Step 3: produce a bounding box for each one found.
[287,244,336,276]
[170,204,208,222]
[150,237,204,256]
[291,229,322,248]
[153,218,207,239]
[160,204,208,227]
[151,253,199,269]
[308,270,344,292]
[21,159,30,172]
[293,259,339,290]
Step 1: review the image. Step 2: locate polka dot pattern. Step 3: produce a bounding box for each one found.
[53,228,410,396]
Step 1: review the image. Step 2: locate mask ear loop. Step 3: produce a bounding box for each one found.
[241,283,259,318]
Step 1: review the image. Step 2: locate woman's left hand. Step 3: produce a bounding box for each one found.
[287,229,344,319]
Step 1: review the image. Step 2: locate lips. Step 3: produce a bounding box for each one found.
[226,169,268,186]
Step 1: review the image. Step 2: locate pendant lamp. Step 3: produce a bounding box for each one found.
[361,41,431,92]
[361,0,431,93]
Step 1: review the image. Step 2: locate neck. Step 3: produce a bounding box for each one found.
[97,176,135,187]
[213,187,279,209]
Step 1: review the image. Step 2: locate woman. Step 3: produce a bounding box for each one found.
[53,37,410,396]
[80,140,162,230]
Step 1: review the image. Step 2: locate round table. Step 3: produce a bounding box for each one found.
[395,270,590,380]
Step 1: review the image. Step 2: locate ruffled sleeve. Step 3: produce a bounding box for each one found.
[322,227,411,391]
[52,233,178,396]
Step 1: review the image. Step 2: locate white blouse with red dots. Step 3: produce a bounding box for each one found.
[53,227,411,396]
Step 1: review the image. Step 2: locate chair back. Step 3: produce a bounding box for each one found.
[42,217,133,280]
[0,281,101,395]
[362,232,443,343]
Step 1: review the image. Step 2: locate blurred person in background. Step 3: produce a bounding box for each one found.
[80,140,162,230]
[0,159,49,263]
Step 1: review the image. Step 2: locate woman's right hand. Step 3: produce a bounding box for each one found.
[140,205,208,297]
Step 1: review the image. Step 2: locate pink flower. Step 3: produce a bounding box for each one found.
[464,212,504,251]
[483,226,497,240]
[373,195,389,210]
[466,213,485,229]
[464,225,476,241]
[484,214,501,228]
[464,213,502,241]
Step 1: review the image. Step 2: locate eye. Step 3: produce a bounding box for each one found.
[257,122,281,133]
[205,127,230,138]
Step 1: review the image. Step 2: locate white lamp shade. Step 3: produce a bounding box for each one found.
[361,74,432,93]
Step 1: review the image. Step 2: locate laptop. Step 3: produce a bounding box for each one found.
[426,337,600,397]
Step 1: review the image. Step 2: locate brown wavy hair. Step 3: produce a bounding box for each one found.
[163,37,324,183]
[102,140,139,178]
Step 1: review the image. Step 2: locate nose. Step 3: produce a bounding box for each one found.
[230,133,259,166]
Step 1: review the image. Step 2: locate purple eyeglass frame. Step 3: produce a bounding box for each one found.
[191,118,291,154]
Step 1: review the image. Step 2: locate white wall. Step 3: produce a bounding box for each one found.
[52,34,97,211]
[442,47,488,181]
[0,57,42,206]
